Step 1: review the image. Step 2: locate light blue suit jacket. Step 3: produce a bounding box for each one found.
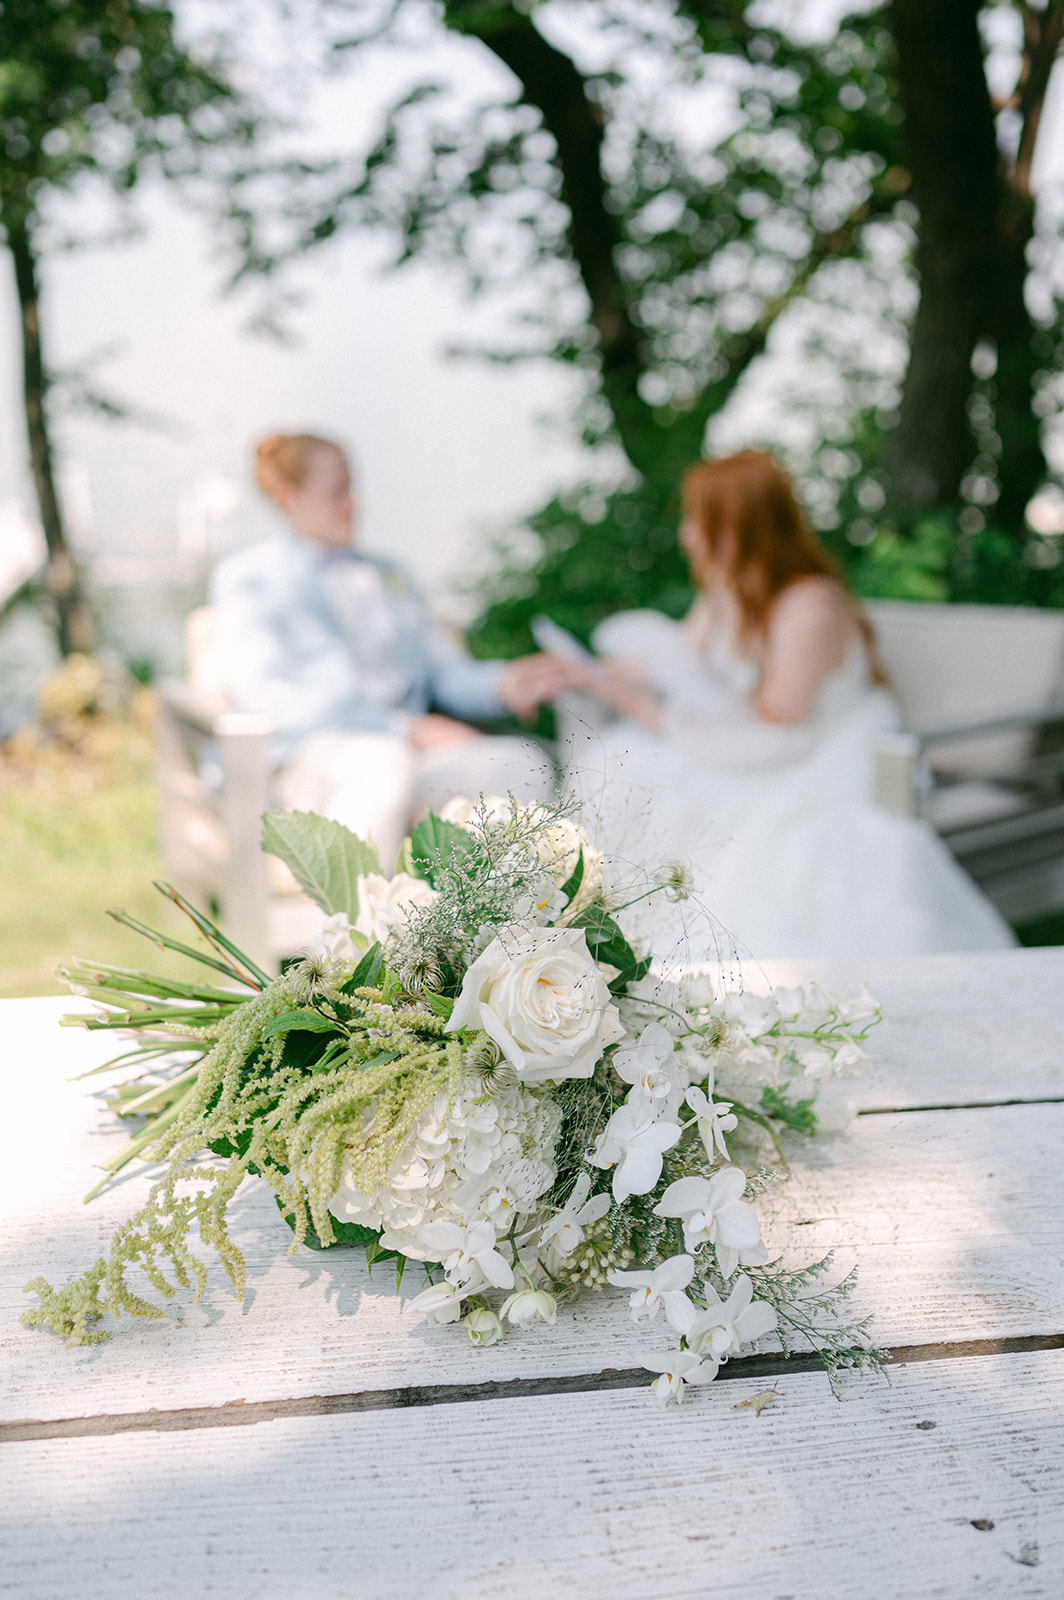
[208,533,505,763]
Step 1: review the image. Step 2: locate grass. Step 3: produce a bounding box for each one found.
[0,700,213,998]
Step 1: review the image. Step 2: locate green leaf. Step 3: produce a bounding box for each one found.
[408,811,475,886]
[559,847,585,905]
[395,836,415,875]
[343,942,383,992]
[262,1008,338,1039]
[759,1083,818,1135]
[607,954,652,995]
[260,811,380,919]
[571,905,640,976]
[359,1048,400,1070]
[424,991,455,1021]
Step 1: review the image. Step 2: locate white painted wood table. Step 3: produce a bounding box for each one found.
[2,949,1063,1600]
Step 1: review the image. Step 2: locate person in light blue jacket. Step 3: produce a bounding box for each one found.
[208,433,573,866]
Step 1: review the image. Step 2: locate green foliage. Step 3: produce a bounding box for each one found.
[0,0,255,231]
[261,809,380,921]
[407,811,476,886]
[759,1083,818,1136]
[262,1008,340,1038]
[468,480,692,658]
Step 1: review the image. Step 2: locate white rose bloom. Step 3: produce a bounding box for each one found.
[354,872,438,944]
[308,911,359,964]
[446,923,626,1085]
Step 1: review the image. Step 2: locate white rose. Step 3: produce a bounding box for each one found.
[446,923,626,1085]
[355,872,438,943]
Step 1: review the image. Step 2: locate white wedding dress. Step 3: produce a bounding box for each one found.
[567,608,1017,960]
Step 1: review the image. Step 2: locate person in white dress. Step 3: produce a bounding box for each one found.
[209,433,567,867]
[562,449,1016,959]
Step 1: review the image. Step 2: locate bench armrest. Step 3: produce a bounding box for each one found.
[913,701,1064,746]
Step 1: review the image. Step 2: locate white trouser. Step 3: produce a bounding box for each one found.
[278,731,557,871]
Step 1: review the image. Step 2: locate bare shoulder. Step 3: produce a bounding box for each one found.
[773,575,848,617]
[769,577,851,635]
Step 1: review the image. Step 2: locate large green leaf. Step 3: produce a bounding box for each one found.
[260,811,380,919]
[408,811,476,886]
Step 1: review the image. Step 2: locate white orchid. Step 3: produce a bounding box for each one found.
[591,1101,682,1203]
[685,1083,738,1160]
[539,1172,611,1260]
[416,1220,515,1290]
[671,1274,777,1359]
[404,1280,466,1324]
[654,1169,768,1276]
[607,1253,696,1329]
[500,1287,557,1328]
[613,1023,683,1108]
[638,1348,719,1405]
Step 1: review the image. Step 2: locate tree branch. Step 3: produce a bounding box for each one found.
[442,1,657,471]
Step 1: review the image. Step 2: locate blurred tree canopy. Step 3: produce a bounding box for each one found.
[243,1,1064,647]
[0,0,256,654]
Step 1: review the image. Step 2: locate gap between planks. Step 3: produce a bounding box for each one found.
[858,1096,1064,1115]
[3,1333,1062,1445]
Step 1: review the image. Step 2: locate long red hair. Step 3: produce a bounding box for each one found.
[681,450,886,680]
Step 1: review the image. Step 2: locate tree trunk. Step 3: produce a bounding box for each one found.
[885,0,1000,515]
[984,1,1061,533]
[444,2,663,476]
[6,220,93,655]
[989,188,1045,534]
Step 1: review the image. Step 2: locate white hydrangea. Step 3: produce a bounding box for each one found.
[328,1076,563,1262]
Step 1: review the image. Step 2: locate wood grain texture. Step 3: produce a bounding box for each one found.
[1,1349,1061,1600]
[753,947,1064,1111]
[4,976,1064,1421]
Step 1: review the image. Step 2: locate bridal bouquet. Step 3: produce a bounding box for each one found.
[25,798,885,1402]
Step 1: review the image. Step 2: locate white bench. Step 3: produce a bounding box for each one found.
[867,601,1064,923]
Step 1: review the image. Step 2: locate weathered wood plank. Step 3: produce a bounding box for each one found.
[1,1350,1060,1600]
[753,947,1064,1111]
[3,951,1062,1422]
[4,1078,1063,1419]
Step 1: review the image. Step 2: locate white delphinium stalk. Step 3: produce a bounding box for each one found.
[654,1170,768,1276]
[606,1253,696,1329]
